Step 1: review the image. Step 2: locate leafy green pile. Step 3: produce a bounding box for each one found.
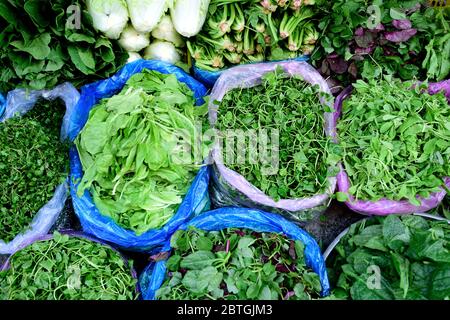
[312,0,450,87]
[0,0,127,93]
[76,70,208,235]
[156,228,322,300]
[0,100,68,242]
[216,68,338,201]
[0,232,138,300]
[188,0,321,71]
[337,78,450,205]
[327,215,450,300]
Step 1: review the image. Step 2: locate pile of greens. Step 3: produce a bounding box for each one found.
[312,0,450,88]
[76,69,208,235]
[0,0,127,92]
[337,78,450,205]
[188,0,321,71]
[327,215,450,300]
[0,99,68,243]
[156,228,323,300]
[216,68,338,201]
[0,232,138,300]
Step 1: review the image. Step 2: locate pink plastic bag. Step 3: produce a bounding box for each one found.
[333,81,450,216]
[208,61,337,222]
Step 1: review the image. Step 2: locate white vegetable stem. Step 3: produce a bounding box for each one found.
[144,41,181,64]
[127,52,142,63]
[86,0,129,40]
[119,25,151,52]
[152,15,185,48]
[171,0,211,38]
[126,0,169,33]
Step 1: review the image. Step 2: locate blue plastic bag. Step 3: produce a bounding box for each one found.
[68,60,211,252]
[0,83,79,254]
[139,207,331,300]
[193,55,310,88]
[0,93,5,118]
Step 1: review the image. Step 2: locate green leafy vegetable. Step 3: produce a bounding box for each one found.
[76,69,208,235]
[0,100,68,243]
[216,68,338,202]
[0,232,138,300]
[327,215,450,300]
[156,228,323,300]
[337,77,450,204]
[0,0,127,92]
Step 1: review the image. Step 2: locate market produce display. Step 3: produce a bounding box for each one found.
[327,215,450,300]
[156,227,323,300]
[187,0,320,71]
[0,0,127,93]
[0,232,138,300]
[336,78,450,206]
[75,69,208,235]
[312,0,450,88]
[0,99,68,243]
[216,68,338,202]
[0,0,449,302]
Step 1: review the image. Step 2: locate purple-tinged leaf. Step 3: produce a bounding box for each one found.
[385,29,417,42]
[374,23,385,31]
[355,29,374,48]
[355,45,374,55]
[392,19,412,30]
[348,62,358,78]
[355,27,364,36]
[327,54,349,74]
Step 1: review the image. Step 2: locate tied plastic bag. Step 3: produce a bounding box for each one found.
[139,207,330,300]
[68,60,211,251]
[0,83,79,254]
[193,55,310,88]
[208,60,336,222]
[333,81,450,216]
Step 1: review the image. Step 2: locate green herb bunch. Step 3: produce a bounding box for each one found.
[327,215,450,300]
[156,228,323,300]
[216,68,338,201]
[76,70,209,235]
[0,232,138,300]
[337,78,450,205]
[0,0,127,92]
[0,99,68,242]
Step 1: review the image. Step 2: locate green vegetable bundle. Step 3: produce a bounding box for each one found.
[327,215,450,300]
[0,100,68,243]
[0,0,127,93]
[311,0,450,87]
[76,70,208,235]
[0,232,138,300]
[156,227,323,300]
[216,68,338,202]
[337,78,450,206]
[187,0,320,71]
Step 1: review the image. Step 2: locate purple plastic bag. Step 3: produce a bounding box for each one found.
[0,231,140,297]
[333,82,450,216]
[208,61,337,222]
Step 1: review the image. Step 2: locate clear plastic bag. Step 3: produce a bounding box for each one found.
[208,60,337,222]
[333,82,450,216]
[0,83,79,254]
